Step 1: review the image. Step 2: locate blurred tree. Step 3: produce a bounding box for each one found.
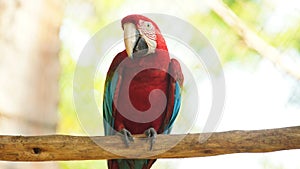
[0,0,64,169]
[208,0,300,80]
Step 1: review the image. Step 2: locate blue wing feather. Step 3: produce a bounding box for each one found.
[164,82,182,134]
[103,72,118,135]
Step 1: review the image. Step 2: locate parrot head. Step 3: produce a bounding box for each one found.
[121,14,167,58]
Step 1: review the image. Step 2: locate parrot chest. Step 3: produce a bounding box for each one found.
[116,62,169,133]
[126,68,168,111]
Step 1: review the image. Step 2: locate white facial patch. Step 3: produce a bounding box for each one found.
[137,20,157,55]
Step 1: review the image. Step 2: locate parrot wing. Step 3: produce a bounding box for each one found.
[103,51,127,136]
[161,58,184,134]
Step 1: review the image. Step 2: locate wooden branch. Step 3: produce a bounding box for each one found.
[208,0,300,80]
[0,126,299,161]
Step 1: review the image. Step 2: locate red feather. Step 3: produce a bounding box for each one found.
[113,49,170,134]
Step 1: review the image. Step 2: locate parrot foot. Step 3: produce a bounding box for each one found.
[144,127,157,150]
[117,128,134,147]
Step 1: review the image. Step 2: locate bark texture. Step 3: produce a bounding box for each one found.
[0,126,299,161]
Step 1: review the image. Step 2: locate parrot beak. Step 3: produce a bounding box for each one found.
[123,22,148,59]
[123,22,136,58]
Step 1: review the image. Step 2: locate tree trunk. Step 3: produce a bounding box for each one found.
[0,0,64,168]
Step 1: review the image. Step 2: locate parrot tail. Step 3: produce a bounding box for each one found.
[108,159,156,169]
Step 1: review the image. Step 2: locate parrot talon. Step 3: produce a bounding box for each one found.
[117,128,134,147]
[144,127,157,150]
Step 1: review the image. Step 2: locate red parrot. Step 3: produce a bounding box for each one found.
[103,14,183,169]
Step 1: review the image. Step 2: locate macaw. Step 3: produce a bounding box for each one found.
[103,14,184,169]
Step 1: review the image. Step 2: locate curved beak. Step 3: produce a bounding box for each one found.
[123,23,138,58]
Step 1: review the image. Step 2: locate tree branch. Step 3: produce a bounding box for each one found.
[208,0,300,81]
[0,126,299,161]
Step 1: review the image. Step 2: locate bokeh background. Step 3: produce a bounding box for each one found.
[0,0,299,169]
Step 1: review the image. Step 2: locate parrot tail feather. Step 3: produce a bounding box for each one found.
[108,159,156,169]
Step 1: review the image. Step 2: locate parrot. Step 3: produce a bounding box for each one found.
[103,14,184,169]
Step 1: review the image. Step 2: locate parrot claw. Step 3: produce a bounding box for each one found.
[144,127,157,151]
[117,128,134,147]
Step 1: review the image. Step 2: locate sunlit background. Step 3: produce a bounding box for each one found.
[57,0,300,168]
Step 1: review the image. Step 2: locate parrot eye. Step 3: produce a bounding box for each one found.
[138,20,156,40]
[146,22,151,28]
[145,22,153,30]
[138,20,154,31]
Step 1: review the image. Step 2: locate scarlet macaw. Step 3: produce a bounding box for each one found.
[103,14,183,169]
